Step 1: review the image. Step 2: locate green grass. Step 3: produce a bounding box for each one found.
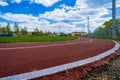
[0,36,78,43]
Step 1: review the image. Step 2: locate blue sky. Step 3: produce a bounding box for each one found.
[0,0,120,33]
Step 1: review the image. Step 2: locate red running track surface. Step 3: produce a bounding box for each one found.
[0,38,114,78]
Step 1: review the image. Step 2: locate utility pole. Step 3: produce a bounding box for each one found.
[112,0,116,38]
[87,16,89,37]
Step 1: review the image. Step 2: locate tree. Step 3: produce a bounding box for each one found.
[60,32,65,36]
[0,27,2,33]
[20,27,28,35]
[44,31,52,36]
[14,23,19,35]
[93,18,120,37]
[33,28,40,36]
[116,18,120,36]
[53,32,57,36]
[39,30,43,36]
[33,28,44,36]
[0,26,7,34]
[6,23,11,34]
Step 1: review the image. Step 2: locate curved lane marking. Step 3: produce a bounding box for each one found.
[0,39,93,51]
[0,41,120,80]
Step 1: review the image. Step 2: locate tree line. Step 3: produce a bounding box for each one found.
[0,23,28,36]
[92,18,120,38]
[0,23,66,36]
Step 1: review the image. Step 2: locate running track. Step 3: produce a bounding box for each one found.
[0,38,120,80]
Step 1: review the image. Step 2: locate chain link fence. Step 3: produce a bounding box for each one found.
[85,19,120,38]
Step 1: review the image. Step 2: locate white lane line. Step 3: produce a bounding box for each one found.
[0,41,120,80]
[0,39,93,51]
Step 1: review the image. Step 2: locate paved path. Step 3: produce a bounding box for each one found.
[0,38,119,80]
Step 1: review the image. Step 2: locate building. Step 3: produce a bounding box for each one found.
[70,32,86,36]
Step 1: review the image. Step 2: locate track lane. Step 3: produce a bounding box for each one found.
[0,38,117,79]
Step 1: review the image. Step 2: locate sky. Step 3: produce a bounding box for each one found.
[0,0,120,33]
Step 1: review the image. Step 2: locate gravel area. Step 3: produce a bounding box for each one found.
[81,42,120,80]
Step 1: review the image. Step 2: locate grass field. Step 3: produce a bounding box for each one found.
[0,36,78,43]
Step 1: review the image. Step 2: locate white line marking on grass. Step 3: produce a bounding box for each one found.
[0,41,120,80]
[0,39,93,51]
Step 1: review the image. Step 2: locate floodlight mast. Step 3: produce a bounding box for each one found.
[112,0,116,38]
[87,16,89,37]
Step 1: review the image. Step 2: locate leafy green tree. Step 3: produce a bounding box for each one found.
[14,23,19,35]
[116,18,120,36]
[53,32,56,35]
[6,23,11,34]
[44,31,52,36]
[33,28,40,36]
[60,32,65,36]
[39,30,43,36]
[0,26,7,34]
[94,26,106,36]
[0,27,2,33]
[93,18,120,37]
[20,27,28,35]
[33,28,43,36]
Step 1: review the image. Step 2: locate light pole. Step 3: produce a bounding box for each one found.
[112,0,116,38]
[87,16,89,37]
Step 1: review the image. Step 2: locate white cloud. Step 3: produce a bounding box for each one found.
[0,13,39,23]
[40,8,68,21]
[1,0,119,33]
[0,13,51,32]
[76,0,87,8]
[0,12,82,33]
[12,0,22,3]
[76,0,120,9]
[0,22,7,27]
[116,0,120,7]
[39,3,110,30]
[30,0,59,7]
[48,22,81,33]
[51,22,75,28]
[0,1,8,6]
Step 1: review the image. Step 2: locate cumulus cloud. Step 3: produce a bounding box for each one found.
[48,22,85,33]
[77,0,120,9]
[39,8,68,21]
[116,0,120,7]
[0,13,50,32]
[0,0,8,6]
[1,0,120,33]
[0,13,39,23]
[85,0,111,8]
[0,12,82,33]
[39,1,110,30]
[12,0,22,3]
[0,22,7,27]
[30,0,59,7]
[0,13,40,31]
